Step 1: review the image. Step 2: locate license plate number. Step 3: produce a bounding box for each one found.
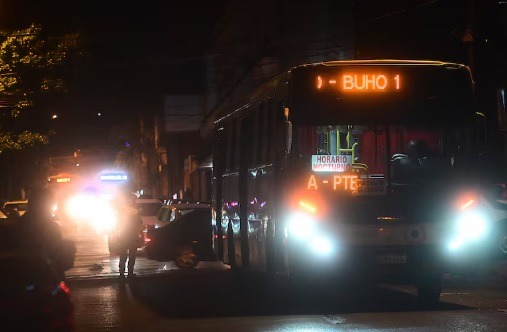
[376,254,407,264]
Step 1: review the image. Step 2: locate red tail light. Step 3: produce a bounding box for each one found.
[59,281,70,295]
[40,281,74,330]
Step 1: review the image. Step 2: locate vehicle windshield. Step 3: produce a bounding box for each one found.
[290,123,477,185]
[136,202,163,216]
[3,203,28,211]
[158,207,202,224]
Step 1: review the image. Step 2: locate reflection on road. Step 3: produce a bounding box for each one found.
[60,222,227,280]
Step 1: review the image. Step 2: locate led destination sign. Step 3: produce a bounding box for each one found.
[100,174,128,181]
[307,174,386,195]
[316,73,401,92]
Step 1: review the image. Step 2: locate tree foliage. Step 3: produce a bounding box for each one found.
[0,24,80,153]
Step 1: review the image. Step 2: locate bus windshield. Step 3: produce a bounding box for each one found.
[290,123,474,186]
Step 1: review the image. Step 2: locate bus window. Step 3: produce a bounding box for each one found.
[232,118,241,171]
[275,101,288,158]
[257,99,277,164]
[291,124,455,180]
[266,99,276,163]
[224,121,233,173]
[252,106,261,165]
[240,115,255,169]
[257,102,267,164]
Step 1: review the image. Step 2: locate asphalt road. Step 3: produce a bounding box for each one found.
[61,222,226,280]
[68,272,507,332]
[61,222,507,331]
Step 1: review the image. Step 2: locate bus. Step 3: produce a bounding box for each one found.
[202,59,487,305]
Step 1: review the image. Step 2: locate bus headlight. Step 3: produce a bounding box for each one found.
[448,210,488,251]
[456,211,487,240]
[309,234,334,255]
[287,213,336,257]
[288,212,316,240]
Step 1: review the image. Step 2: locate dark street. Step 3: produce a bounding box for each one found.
[1,1,507,331]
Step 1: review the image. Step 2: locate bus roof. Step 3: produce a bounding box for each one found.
[200,59,473,136]
[298,59,467,68]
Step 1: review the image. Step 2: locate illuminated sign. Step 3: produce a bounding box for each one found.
[307,174,386,195]
[316,73,401,92]
[356,179,386,195]
[307,174,358,191]
[56,177,71,183]
[312,155,351,172]
[100,174,128,181]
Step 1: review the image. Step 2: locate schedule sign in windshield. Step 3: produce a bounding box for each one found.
[312,155,352,172]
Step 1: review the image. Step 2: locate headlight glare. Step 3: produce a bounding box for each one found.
[309,235,334,255]
[447,238,464,251]
[288,212,315,240]
[456,211,487,240]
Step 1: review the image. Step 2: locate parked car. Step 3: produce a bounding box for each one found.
[2,200,28,218]
[145,204,215,269]
[135,197,163,248]
[135,197,163,227]
[0,251,74,331]
[156,200,211,228]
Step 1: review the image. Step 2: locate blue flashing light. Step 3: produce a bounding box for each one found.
[100,174,128,181]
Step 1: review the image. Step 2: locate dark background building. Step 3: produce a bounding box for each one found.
[0,0,505,200]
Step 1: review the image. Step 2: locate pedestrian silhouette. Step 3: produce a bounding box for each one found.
[13,187,75,279]
[117,195,143,280]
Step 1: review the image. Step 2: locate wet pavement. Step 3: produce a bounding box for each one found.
[61,223,230,281]
[64,247,230,281]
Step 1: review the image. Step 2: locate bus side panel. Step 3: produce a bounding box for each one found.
[221,173,242,267]
[247,165,274,270]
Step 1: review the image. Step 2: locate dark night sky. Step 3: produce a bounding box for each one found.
[0,0,227,155]
[0,1,223,56]
[0,0,225,118]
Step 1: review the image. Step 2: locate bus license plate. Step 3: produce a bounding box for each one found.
[376,254,407,264]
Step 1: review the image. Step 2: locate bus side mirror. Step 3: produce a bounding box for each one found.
[286,121,292,155]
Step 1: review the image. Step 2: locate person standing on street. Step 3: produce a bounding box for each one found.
[117,195,143,279]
